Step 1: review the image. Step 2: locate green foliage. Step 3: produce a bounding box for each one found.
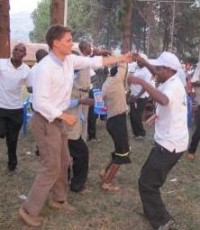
[29,0,200,59]
[67,0,100,41]
[29,0,50,43]
[175,4,200,60]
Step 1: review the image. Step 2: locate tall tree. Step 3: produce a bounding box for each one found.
[29,0,50,43]
[0,0,10,57]
[51,0,65,25]
[119,0,134,53]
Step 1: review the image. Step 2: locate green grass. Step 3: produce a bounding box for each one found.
[0,121,200,230]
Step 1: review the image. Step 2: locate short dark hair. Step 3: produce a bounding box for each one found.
[35,49,48,62]
[14,43,27,53]
[45,24,72,49]
[79,40,90,52]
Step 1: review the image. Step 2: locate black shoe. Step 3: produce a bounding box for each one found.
[8,162,17,171]
[70,185,85,193]
[35,146,40,156]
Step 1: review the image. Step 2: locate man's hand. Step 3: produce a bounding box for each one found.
[59,113,77,126]
[80,98,95,106]
[120,52,135,63]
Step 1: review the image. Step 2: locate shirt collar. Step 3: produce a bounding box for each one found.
[8,58,24,69]
[49,51,63,66]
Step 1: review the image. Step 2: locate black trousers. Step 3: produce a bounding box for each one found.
[138,143,183,229]
[188,106,200,154]
[129,97,148,137]
[87,105,98,140]
[0,108,23,168]
[68,137,89,192]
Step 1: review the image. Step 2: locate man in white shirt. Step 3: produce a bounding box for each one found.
[78,41,111,141]
[128,52,189,230]
[187,61,200,160]
[19,24,133,227]
[129,53,153,139]
[0,43,30,171]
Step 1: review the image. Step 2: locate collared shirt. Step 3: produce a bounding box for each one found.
[191,62,200,105]
[130,66,153,98]
[154,74,189,152]
[32,52,102,122]
[0,58,30,109]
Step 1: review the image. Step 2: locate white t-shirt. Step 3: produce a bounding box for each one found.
[154,74,189,152]
[0,59,30,109]
[130,66,153,98]
[191,62,200,105]
[32,52,102,122]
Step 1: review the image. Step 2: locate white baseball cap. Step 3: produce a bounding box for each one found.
[149,51,182,71]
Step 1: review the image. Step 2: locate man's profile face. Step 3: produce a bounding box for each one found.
[54,32,73,56]
[154,66,167,83]
[12,44,26,61]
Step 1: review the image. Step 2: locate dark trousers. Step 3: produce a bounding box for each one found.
[106,113,129,154]
[138,144,183,229]
[87,105,98,139]
[0,108,23,168]
[130,97,148,137]
[188,106,200,154]
[68,137,89,192]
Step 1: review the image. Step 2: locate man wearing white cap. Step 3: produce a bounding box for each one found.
[128,51,189,230]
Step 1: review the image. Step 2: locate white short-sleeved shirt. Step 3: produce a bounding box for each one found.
[32,52,102,122]
[0,59,30,109]
[130,66,153,98]
[191,62,200,105]
[154,74,189,153]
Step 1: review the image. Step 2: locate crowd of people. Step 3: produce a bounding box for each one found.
[0,24,200,230]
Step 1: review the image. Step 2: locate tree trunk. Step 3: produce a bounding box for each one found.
[0,0,10,58]
[50,0,65,25]
[120,0,133,53]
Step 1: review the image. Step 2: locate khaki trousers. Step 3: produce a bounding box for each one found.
[23,113,70,216]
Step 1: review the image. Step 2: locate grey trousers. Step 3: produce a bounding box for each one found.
[23,113,70,216]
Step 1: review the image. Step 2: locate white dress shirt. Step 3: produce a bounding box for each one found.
[32,52,102,122]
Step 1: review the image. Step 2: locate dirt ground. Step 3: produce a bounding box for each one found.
[0,121,200,230]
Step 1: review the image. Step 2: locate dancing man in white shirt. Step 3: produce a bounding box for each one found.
[19,24,133,227]
[128,52,189,230]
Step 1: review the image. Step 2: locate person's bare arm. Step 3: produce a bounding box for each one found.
[102,53,133,67]
[128,76,169,106]
[79,98,94,106]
